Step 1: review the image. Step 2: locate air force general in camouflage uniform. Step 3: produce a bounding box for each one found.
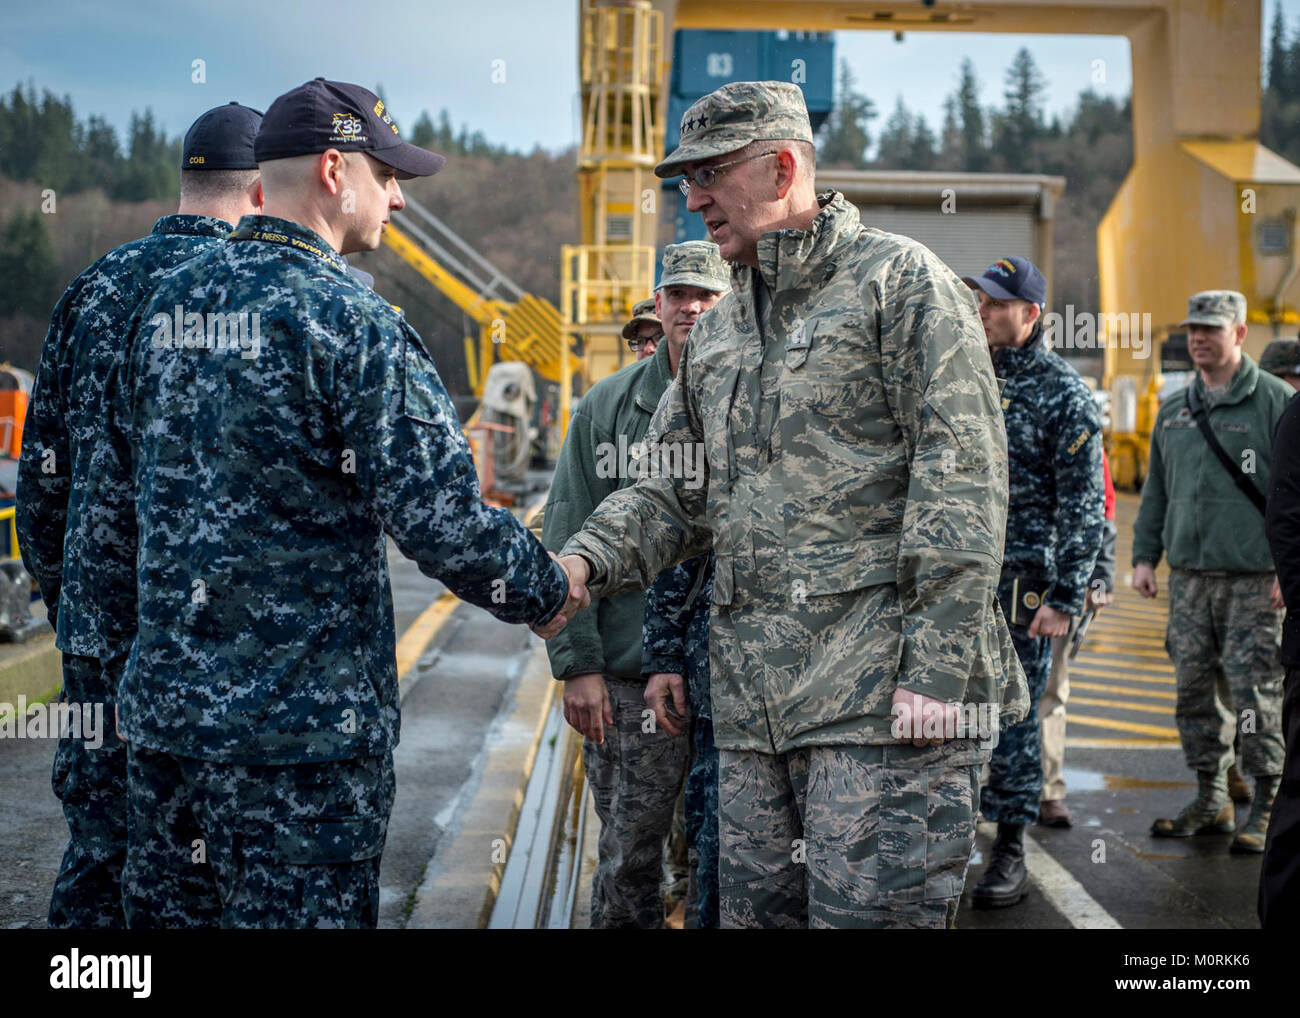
[1134,290,1290,854]
[963,257,1105,908]
[112,79,580,928]
[543,241,730,928]
[16,102,265,928]
[556,81,1028,929]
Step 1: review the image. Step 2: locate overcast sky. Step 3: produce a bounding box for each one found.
[4,0,1296,154]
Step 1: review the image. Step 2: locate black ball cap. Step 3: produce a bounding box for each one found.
[182,101,263,171]
[254,78,445,178]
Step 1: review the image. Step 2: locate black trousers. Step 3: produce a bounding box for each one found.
[1260,663,1300,927]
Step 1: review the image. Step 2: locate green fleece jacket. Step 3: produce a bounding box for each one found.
[1133,354,1292,571]
[542,340,674,680]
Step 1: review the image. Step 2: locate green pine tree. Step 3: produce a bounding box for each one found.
[0,210,59,317]
[818,61,876,168]
[995,47,1047,171]
[875,97,914,169]
[954,59,989,171]
[410,111,436,150]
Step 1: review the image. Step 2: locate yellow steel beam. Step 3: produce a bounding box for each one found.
[382,224,506,328]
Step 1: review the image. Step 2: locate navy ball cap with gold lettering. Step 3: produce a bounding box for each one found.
[254,78,445,178]
[181,101,263,170]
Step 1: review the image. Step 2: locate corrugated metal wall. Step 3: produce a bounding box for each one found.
[853,205,1037,279]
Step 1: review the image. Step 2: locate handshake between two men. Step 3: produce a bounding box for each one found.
[529,553,595,639]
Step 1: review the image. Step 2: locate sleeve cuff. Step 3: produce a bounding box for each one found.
[530,559,571,627]
[642,653,688,678]
[1045,583,1085,617]
[559,538,610,591]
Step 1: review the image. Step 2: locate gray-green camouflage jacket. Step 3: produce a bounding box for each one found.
[562,192,1028,752]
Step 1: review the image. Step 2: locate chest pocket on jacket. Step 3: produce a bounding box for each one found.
[403,330,450,427]
[781,314,887,419]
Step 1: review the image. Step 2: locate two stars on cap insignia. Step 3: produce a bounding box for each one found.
[682,115,709,133]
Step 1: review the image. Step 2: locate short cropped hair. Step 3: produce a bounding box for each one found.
[178,168,260,203]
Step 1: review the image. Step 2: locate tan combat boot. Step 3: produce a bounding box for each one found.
[1151,770,1235,837]
[1230,776,1279,854]
[1227,762,1252,804]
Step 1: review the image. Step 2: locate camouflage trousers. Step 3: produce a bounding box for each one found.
[583,677,689,929]
[123,745,395,929]
[684,713,720,930]
[718,739,987,929]
[1167,569,1284,777]
[48,651,127,930]
[665,792,688,906]
[980,626,1051,825]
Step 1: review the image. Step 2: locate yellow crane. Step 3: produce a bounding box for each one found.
[382,196,565,398]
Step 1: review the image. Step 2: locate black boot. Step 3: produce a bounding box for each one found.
[972,823,1029,909]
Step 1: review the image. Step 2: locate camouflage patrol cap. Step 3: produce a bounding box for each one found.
[656,241,731,293]
[1180,290,1247,328]
[621,297,662,340]
[654,81,813,179]
[1260,338,1300,377]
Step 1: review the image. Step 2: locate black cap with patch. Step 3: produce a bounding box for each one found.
[181,102,263,171]
[254,78,445,178]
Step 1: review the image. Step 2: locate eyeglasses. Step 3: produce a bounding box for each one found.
[678,151,779,197]
[627,335,658,352]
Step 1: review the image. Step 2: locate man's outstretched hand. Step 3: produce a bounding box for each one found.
[530,553,593,639]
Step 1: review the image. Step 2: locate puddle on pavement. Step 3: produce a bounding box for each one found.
[1062,767,1194,793]
[1061,767,1106,792]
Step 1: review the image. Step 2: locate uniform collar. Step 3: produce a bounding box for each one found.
[1192,353,1259,407]
[227,214,349,274]
[151,214,234,240]
[992,320,1046,375]
[747,190,861,295]
[634,335,674,414]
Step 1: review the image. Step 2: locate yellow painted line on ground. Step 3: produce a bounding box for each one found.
[1070,696,1175,716]
[1068,713,1179,738]
[1101,613,1168,627]
[1071,645,1171,660]
[395,592,460,682]
[1070,667,1174,684]
[1071,681,1175,701]
[1103,609,1167,620]
[1080,642,1169,655]
[1071,657,1173,675]
[392,502,546,685]
[1066,737,1180,748]
[1088,623,1167,636]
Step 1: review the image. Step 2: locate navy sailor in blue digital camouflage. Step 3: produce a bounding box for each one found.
[543,241,729,929]
[15,102,266,929]
[111,79,587,929]
[642,551,717,928]
[552,81,1028,929]
[963,257,1104,909]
